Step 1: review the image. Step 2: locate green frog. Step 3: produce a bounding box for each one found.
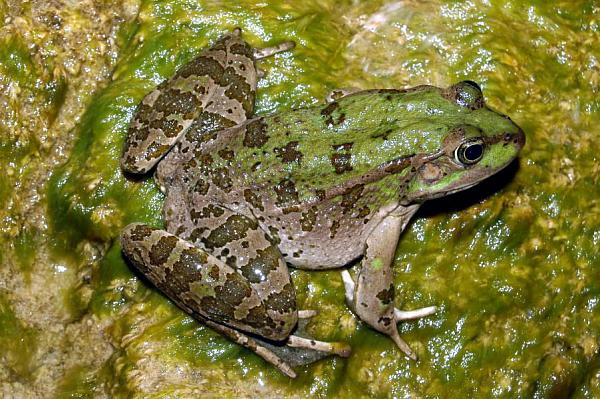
[119,29,525,377]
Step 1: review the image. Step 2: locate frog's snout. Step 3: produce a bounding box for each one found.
[502,126,526,151]
[515,127,526,149]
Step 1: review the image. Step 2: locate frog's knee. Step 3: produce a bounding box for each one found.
[250,283,298,341]
[121,224,156,258]
[262,310,298,342]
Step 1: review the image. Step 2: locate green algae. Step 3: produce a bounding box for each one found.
[1,0,598,397]
[0,293,38,380]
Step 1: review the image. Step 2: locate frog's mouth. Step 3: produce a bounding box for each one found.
[444,180,479,196]
[410,180,479,202]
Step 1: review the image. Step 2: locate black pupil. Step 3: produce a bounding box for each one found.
[464,143,483,161]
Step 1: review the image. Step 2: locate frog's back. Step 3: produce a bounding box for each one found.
[225,86,494,206]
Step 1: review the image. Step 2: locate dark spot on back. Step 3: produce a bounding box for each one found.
[218,148,235,161]
[330,220,340,239]
[331,153,352,174]
[268,226,281,245]
[273,178,299,206]
[129,224,155,241]
[203,214,257,250]
[244,188,265,212]
[320,101,345,126]
[340,184,364,214]
[331,142,353,174]
[193,178,210,195]
[229,42,253,58]
[185,111,237,143]
[274,141,303,164]
[149,235,178,266]
[376,284,394,305]
[211,167,233,191]
[243,118,270,148]
[300,207,317,232]
[240,246,280,284]
[264,282,296,314]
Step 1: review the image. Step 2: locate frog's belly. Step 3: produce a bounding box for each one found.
[278,235,365,270]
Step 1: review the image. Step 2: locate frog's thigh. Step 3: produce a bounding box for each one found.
[183,204,295,303]
[121,223,297,341]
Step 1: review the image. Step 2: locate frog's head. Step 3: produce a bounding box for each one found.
[401,81,525,204]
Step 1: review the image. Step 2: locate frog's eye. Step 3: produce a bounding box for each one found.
[447,81,484,110]
[455,139,484,165]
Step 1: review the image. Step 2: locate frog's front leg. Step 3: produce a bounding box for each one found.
[342,204,436,360]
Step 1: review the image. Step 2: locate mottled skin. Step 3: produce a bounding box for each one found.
[120,29,525,377]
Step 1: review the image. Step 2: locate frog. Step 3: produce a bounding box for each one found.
[119,28,525,378]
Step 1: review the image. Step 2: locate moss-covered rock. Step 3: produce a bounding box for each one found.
[1,1,598,397]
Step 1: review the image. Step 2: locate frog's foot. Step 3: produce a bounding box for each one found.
[202,318,298,378]
[199,312,352,377]
[341,270,436,360]
[253,41,295,60]
[394,306,437,321]
[229,27,294,60]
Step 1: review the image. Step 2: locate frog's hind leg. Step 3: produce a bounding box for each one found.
[201,318,297,378]
[122,214,349,375]
[176,204,351,364]
[121,223,300,376]
[121,223,297,341]
[121,29,261,175]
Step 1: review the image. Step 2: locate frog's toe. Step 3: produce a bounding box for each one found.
[389,329,418,361]
[287,335,351,358]
[394,305,437,321]
[253,40,295,60]
[297,309,318,319]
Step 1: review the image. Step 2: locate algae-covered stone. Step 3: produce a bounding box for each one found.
[1,0,599,397]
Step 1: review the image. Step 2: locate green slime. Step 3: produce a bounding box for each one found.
[1,0,598,397]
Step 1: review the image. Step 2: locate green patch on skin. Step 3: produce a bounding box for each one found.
[370,257,384,270]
